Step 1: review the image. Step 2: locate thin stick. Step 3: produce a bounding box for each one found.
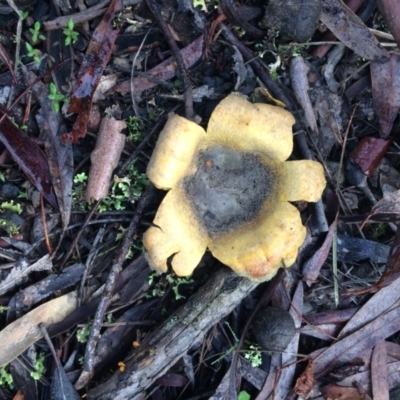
[40,195,52,255]
[145,0,194,120]
[74,185,154,389]
[219,23,295,110]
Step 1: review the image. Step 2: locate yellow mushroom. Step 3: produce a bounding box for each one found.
[144,93,326,281]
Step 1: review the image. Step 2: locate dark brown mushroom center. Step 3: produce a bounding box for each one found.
[183,146,276,237]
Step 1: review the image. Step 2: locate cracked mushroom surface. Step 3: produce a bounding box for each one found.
[143,94,326,281]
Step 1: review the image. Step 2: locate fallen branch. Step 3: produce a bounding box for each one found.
[87,268,259,399]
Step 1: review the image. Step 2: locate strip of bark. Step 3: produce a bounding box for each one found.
[87,268,259,399]
[86,117,126,202]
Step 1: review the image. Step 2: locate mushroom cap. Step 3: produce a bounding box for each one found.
[143,93,326,281]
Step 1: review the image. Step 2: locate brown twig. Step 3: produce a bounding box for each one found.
[219,23,296,110]
[59,200,100,269]
[40,195,52,255]
[145,0,194,120]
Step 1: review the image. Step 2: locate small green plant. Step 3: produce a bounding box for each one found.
[72,172,88,210]
[126,116,142,142]
[63,18,79,45]
[77,325,91,343]
[30,353,46,380]
[365,222,388,240]
[165,274,194,300]
[0,306,9,313]
[0,365,13,389]
[147,271,194,300]
[29,21,45,43]
[243,343,262,368]
[0,219,20,236]
[238,391,251,400]
[193,0,207,11]
[0,200,22,214]
[48,82,66,113]
[98,169,148,213]
[25,42,41,63]
[19,10,29,20]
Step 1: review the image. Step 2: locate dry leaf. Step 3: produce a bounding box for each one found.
[371,54,400,138]
[65,0,123,143]
[370,190,400,222]
[320,383,372,400]
[21,65,74,230]
[313,277,400,377]
[303,219,337,286]
[113,35,204,95]
[273,282,304,398]
[371,341,389,400]
[349,137,391,174]
[320,0,389,62]
[294,360,316,398]
[0,254,52,296]
[0,291,77,367]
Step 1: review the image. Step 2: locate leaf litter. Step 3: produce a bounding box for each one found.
[0,0,400,398]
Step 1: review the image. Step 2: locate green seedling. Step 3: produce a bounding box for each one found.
[0,306,9,313]
[238,392,251,400]
[25,42,41,63]
[63,18,79,45]
[165,274,194,300]
[193,0,207,11]
[0,200,22,214]
[29,21,45,43]
[30,352,46,380]
[0,219,19,236]
[126,116,142,142]
[243,343,262,367]
[72,172,88,210]
[20,10,29,20]
[0,365,13,389]
[77,325,91,343]
[48,82,66,113]
[147,271,194,300]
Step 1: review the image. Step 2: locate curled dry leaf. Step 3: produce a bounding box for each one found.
[349,137,391,175]
[113,35,204,95]
[320,0,389,62]
[294,360,316,398]
[303,218,337,286]
[371,53,400,138]
[370,189,400,222]
[0,254,52,296]
[320,383,372,400]
[0,110,57,208]
[0,291,77,367]
[64,0,123,143]
[86,117,126,202]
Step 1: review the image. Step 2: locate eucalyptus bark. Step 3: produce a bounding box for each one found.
[87,268,259,399]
